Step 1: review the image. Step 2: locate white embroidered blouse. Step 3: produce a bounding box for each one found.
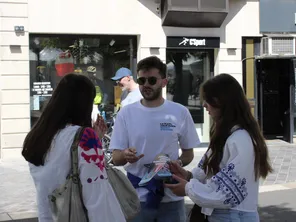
[29,125,125,222]
[185,129,259,215]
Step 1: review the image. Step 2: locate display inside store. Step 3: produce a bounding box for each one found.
[29,35,136,126]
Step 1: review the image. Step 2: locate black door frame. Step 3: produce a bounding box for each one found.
[255,56,296,143]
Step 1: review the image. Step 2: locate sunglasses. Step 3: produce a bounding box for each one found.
[137,77,162,86]
[116,77,126,84]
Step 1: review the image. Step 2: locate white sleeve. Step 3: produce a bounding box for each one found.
[185,135,251,209]
[191,154,207,183]
[179,108,200,149]
[78,128,126,222]
[109,111,129,151]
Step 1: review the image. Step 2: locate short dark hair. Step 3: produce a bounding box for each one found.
[137,56,167,78]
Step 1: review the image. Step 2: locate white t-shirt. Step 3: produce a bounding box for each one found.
[121,87,143,107]
[29,126,125,222]
[109,100,200,202]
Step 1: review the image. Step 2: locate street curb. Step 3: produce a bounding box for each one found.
[0,212,38,222]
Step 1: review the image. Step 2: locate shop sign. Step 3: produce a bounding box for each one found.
[179,37,206,47]
[167,36,220,48]
[32,82,53,95]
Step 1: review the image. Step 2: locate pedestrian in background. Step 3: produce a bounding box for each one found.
[111,67,143,108]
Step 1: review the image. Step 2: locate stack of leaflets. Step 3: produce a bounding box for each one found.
[139,154,172,186]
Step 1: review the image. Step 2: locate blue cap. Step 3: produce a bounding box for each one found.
[111,67,132,80]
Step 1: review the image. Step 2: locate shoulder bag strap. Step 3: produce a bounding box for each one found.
[70,127,89,220]
[71,127,86,180]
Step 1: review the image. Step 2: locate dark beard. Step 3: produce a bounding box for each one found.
[141,87,162,101]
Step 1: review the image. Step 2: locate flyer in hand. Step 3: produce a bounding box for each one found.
[139,154,172,186]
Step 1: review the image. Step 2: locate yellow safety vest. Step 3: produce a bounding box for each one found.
[94,85,103,105]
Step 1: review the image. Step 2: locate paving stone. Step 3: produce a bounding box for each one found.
[266,175,277,179]
[274,161,284,164]
[274,180,287,184]
[8,212,37,221]
[263,181,275,185]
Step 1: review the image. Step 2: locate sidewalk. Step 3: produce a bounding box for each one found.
[1,140,296,221]
[258,187,296,222]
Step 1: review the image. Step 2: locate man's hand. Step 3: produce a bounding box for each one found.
[164,174,188,197]
[178,149,194,167]
[123,148,144,164]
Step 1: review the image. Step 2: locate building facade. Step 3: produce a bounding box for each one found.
[0,0,260,158]
[249,0,296,143]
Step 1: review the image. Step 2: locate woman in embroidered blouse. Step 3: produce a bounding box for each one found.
[22,74,125,222]
[165,74,273,222]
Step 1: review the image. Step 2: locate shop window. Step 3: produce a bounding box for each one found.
[29,34,137,127]
[166,49,213,123]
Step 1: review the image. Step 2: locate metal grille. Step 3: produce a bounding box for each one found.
[272,37,294,55]
[261,37,269,55]
[200,0,227,10]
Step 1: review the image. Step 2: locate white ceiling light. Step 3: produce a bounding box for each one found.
[109,39,115,46]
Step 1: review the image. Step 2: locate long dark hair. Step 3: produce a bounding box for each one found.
[22,73,96,166]
[200,73,272,180]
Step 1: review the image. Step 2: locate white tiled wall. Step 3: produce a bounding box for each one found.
[0,0,261,156]
[0,0,29,156]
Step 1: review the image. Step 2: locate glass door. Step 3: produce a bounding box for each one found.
[166,49,214,143]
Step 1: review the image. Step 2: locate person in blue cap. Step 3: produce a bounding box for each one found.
[111,67,142,108]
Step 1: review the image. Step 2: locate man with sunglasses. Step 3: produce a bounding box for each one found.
[111,67,142,108]
[110,56,200,222]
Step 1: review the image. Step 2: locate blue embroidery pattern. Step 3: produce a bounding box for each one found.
[211,163,248,207]
[198,155,206,169]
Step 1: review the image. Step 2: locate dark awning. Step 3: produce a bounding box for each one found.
[161,0,229,28]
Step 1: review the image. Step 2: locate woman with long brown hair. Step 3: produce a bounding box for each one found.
[22,73,125,222]
[165,73,272,222]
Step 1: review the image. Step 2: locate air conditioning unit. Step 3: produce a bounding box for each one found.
[260,36,295,56]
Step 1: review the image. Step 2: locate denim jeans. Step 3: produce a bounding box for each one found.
[208,209,259,222]
[130,200,186,222]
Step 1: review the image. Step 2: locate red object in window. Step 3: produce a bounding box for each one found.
[55,51,74,76]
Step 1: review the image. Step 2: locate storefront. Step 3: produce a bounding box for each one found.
[166,36,219,142]
[0,0,261,157]
[29,34,137,126]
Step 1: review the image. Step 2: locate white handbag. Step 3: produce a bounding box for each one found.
[48,127,88,222]
[106,162,141,220]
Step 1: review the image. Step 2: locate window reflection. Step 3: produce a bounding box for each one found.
[166,50,212,123]
[29,35,136,126]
